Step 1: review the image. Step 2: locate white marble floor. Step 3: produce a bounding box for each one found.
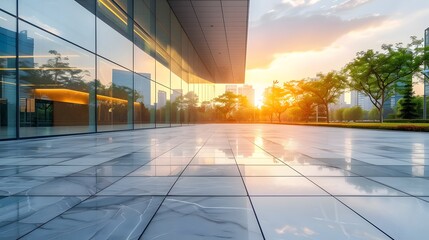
[1,124,429,239]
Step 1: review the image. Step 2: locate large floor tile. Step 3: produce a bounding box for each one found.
[21,196,163,240]
[0,196,86,239]
[339,197,429,240]
[97,177,177,196]
[169,177,247,196]
[309,177,407,196]
[252,196,390,240]
[244,177,327,196]
[141,197,263,240]
[369,177,429,196]
[239,165,301,176]
[182,165,240,176]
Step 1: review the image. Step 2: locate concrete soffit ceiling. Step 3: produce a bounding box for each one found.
[168,0,249,84]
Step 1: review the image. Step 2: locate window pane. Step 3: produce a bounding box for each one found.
[171,61,181,90]
[97,0,132,69]
[18,21,96,137]
[171,90,182,126]
[134,0,155,37]
[155,47,170,87]
[0,12,16,139]
[134,23,155,80]
[134,73,155,129]
[112,0,131,15]
[155,83,170,127]
[19,0,96,51]
[0,1,16,15]
[97,58,133,131]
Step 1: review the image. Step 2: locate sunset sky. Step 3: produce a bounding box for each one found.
[245,0,429,105]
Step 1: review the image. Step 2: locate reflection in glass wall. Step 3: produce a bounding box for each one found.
[97,58,133,131]
[97,0,133,69]
[0,0,216,139]
[171,89,182,126]
[0,12,16,139]
[156,83,170,128]
[156,47,170,88]
[0,1,16,15]
[134,23,155,81]
[134,73,155,129]
[18,21,96,137]
[19,0,96,52]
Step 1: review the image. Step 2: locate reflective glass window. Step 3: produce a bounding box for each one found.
[155,83,170,127]
[18,21,96,138]
[97,58,133,131]
[156,46,170,87]
[171,14,181,64]
[134,73,155,129]
[0,1,16,15]
[134,23,155,80]
[156,0,170,52]
[134,0,155,37]
[19,0,95,51]
[171,89,182,126]
[0,12,16,139]
[112,0,131,15]
[171,61,181,90]
[97,0,133,69]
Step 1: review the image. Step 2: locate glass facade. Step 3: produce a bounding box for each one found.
[0,0,215,139]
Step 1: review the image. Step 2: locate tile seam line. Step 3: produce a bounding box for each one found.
[17,136,188,239]
[248,136,395,240]
[227,133,266,240]
[138,128,217,238]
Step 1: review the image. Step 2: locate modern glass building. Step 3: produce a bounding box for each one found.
[0,0,249,139]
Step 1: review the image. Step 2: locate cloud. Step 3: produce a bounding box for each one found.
[332,0,372,11]
[283,0,321,7]
[246,14,387,69]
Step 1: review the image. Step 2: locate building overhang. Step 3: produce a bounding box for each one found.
[168,0,249,84]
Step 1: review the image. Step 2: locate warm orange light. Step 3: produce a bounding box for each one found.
[99,0,128,25]
[33,88,141,106]
[35,89,89,105]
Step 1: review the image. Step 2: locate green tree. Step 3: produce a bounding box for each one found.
[235,95,254,122]
[182,91,199,123]
[284,80,316,122]
[335,108,345,122]
[368,107,379,120]
[350,106,363,121]
[344,37,429,122]
[213,91,239,120]
[299,71,346,123]
[397,79,418,119]
[263,80,289,122]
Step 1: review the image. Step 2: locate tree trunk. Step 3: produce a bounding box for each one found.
[377,105,384,123]
[325,103,330,123]
[277,112,281,123]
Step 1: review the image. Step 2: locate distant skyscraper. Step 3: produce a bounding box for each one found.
[157,90,167,108]
[225,85,238,94]
[351,90,373,111]
[171,89,182,102]
[238,85,255,106]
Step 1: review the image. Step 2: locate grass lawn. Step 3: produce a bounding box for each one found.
[280,122,429,132]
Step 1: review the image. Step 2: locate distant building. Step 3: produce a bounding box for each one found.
[225,85,238,94]
[157,90,167,108]
[350,91,373,111]
[238,85,255,106]
[225,84,255,106]
[171,89,182,102]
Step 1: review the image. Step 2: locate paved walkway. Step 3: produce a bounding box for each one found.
[1,124,428,239]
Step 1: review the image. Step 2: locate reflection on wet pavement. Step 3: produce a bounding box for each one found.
[0,124,428,239]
